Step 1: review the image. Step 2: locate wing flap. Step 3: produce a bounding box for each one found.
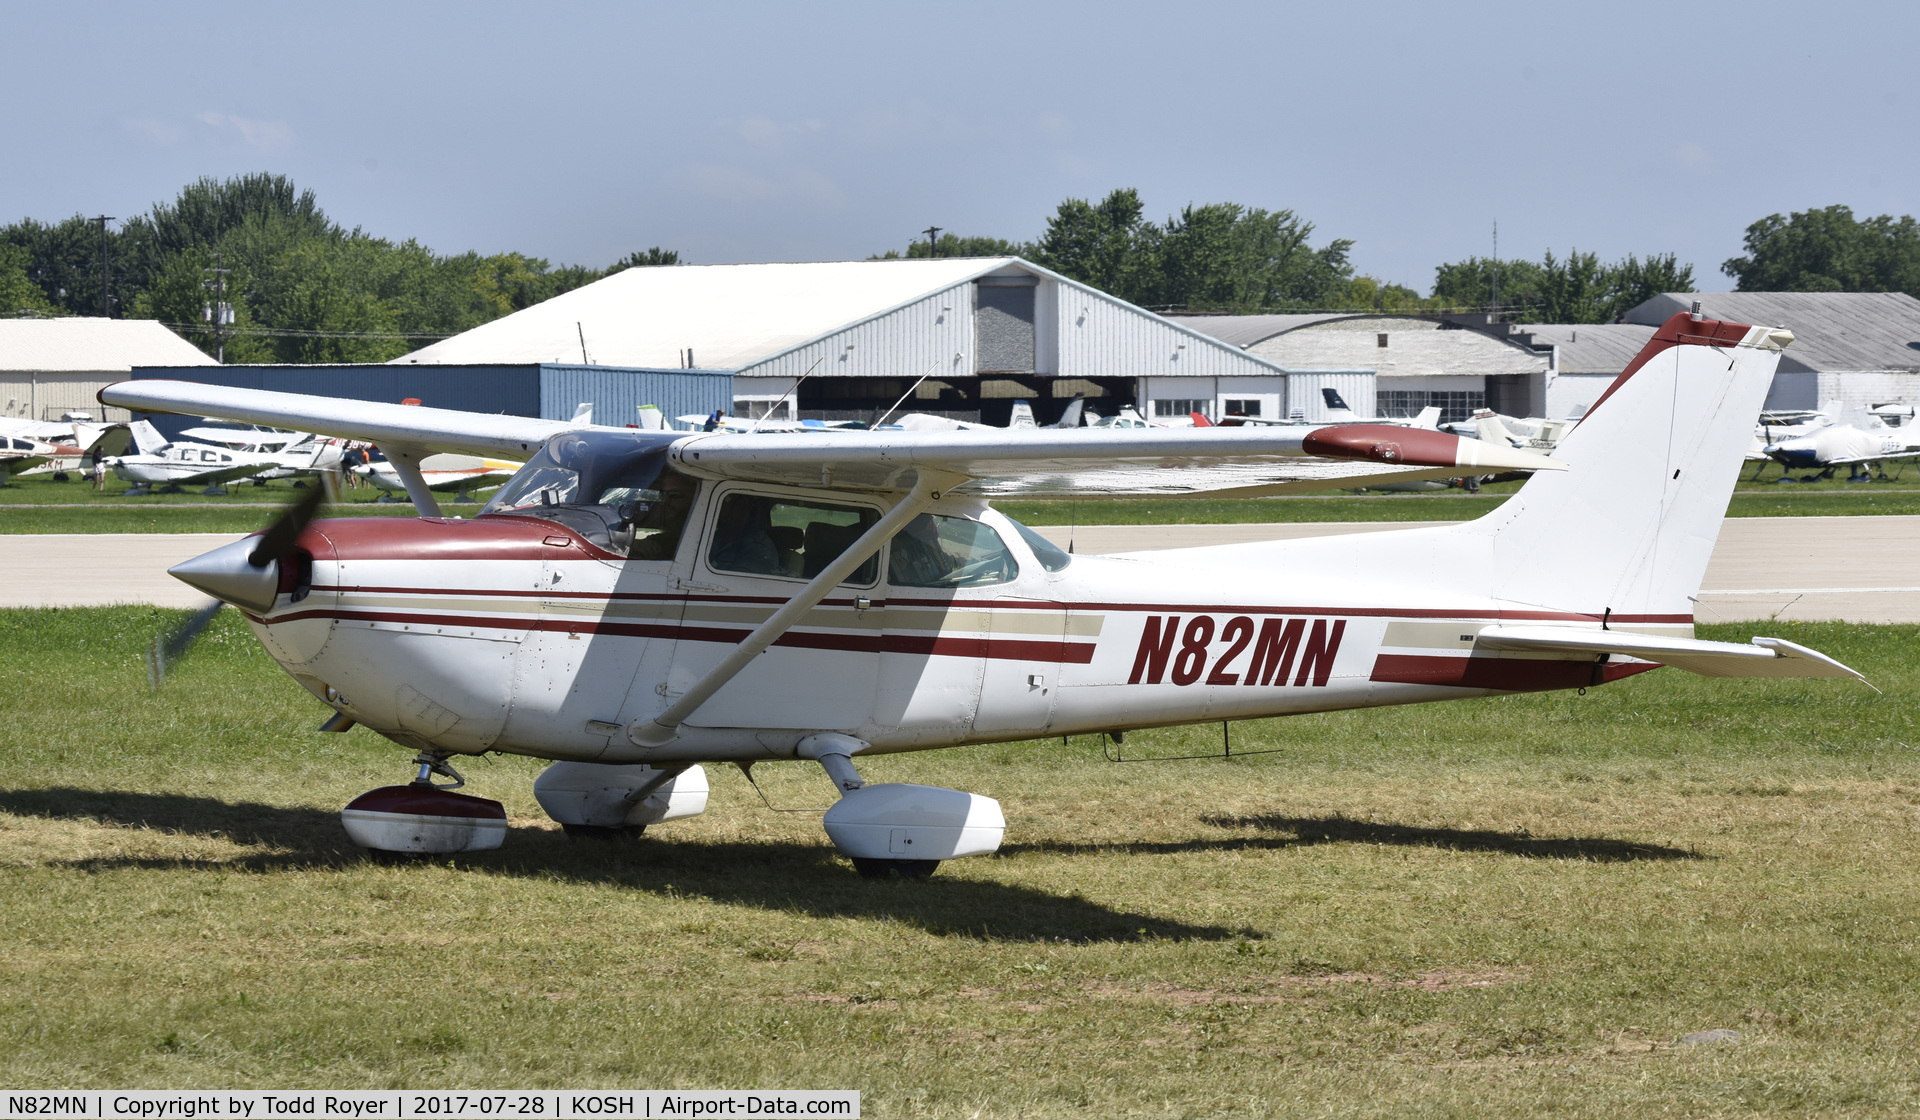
[1474,626,1865,681]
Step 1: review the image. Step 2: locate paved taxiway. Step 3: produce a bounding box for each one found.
[2,517,1916,623]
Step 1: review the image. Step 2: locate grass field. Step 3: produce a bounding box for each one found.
[2,608,1917,1115]
[5,473,1920,533]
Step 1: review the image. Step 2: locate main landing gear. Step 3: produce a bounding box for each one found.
[800,733,1006,879]
[340,751,507,860]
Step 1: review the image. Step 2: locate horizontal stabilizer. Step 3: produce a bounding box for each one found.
[1474,626,1866,681]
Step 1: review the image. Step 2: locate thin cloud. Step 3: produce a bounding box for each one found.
[197,111,295,150]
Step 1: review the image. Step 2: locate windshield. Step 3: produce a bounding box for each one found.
[480,430,693,557]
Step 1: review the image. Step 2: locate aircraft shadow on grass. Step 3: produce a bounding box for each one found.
[0,787,1248,944]
[1004,814,1700,863]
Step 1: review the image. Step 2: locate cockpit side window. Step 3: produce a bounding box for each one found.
[888,514,1019,588]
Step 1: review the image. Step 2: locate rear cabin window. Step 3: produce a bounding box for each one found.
[888,514,1018,588]
[707,493,880,583]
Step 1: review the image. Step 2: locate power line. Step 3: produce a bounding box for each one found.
[162,321,461,341]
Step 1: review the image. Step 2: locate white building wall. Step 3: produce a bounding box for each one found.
[1816,370,1920,418]
[737,282,975,384]
[1057,281,1287,382]
[0,371,131,421]
[1286,371,1377,422]
[1544,373,1617,419]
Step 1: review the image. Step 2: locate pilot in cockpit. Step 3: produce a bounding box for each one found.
[623,468,698,560]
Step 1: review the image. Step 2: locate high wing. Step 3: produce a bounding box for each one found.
[667,425,1565,498]
[102,380,581,458]
[103,379,1566,499]
[1474,626,1866,681]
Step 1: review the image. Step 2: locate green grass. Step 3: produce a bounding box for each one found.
[2,607,1918,1114]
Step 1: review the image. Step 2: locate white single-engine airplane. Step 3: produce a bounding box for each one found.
[101,308,1866,876]
[354,452,522,502]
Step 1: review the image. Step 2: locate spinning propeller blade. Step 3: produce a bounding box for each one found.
[148,598,224,688]
[249,480,328,566]
[147,483,331,688]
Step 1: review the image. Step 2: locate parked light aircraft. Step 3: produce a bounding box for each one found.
[1760,406,1920,480]
[0,420,124,480]
[106,421,338,494]
[104,309,1865,876]
[354,452,521,502]
[894,397,1087,433]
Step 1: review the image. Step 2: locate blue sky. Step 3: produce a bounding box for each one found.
[6,1,1915,295]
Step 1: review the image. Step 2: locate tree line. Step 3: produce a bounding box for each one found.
[0,174,679,362]
[882,195,1920,322]
[5,174,1918,363]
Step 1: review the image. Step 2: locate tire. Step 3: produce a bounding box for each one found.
[852,858,941,879]
[52,472,69,482]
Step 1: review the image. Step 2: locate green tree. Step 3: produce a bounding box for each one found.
[0,215,130,316]
[1722,204,1920,295]
[1156,203,1353,311]
[1026,188,1158,304]
[126,247,273,361]
[1430,250,1693,322]
[1430,256,1548,316]
[118,172,339,295]
[1605,252,1694,317]
[0,244,58,316]
[1337,276,1440,313]
[606,247,682,271]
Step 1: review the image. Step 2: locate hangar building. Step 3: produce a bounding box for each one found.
[1624,292,1920,414]
[1171,313,1547,423]
[398,258,1338,426]
[1,318,214,422]
[127,361,731,442]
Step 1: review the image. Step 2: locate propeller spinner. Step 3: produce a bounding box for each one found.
[148,483,330,686]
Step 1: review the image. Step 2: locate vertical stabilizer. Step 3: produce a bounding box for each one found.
[129,420,168,455]
[1478,312,1792,619]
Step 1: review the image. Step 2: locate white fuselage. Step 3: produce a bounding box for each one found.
[249,486,1675,769]
[1767,423,1920,470]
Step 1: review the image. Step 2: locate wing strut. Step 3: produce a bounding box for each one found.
[627,471,957,747]
[382,443,443,517]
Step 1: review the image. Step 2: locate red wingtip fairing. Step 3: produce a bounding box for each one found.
[1300,424,1468,467]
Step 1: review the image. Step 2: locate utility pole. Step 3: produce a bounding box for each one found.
[1490,219,1499,320]
[202,251,232,363]
[922,225,942,258]
[90,215,115,317]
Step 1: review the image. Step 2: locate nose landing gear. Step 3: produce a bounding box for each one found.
[340,751,507,860]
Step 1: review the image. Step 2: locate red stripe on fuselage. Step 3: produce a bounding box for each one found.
[262,606,1097,663]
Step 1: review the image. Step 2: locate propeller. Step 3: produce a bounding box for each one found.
[147,479,332,687]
